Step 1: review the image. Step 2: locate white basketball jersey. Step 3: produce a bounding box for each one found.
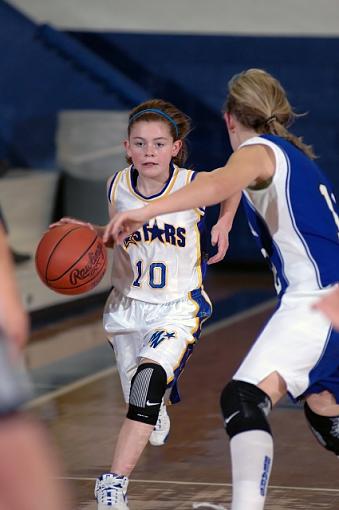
[241,135,339,296]
[107,164,207,303]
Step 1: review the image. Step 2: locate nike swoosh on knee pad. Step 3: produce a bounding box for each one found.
[146,400,161,406]
[224,410,240,425]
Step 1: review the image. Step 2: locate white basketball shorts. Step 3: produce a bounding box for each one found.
[234,287,339,400]
[103,287,212,404]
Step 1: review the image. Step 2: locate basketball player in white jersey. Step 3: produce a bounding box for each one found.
[53,99,238,509]
[105,70,339,510]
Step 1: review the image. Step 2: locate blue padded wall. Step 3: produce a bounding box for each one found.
[69,32,339,194]
[68,31,339,263]
[0,1,147,168]
[1,0,338,263]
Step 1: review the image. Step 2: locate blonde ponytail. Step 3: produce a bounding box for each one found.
[225,69,316,160]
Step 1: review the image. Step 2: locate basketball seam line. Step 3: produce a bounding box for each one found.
[43,225,83,281]
[46,228,98,282]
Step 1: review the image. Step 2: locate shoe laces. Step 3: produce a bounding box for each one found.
[95,474,128,504]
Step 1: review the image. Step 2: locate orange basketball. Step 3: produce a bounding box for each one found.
[35,224,108,295]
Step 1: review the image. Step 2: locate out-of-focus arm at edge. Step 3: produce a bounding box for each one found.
[314,286,339,331]
[0,225,22,310]
[0,224,29,349]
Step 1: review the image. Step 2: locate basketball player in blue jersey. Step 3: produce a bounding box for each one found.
[105,70,339,510]
[53,99,238,509]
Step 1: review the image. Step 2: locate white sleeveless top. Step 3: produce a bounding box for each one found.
[240,135,339,296]
[107,164,207,303]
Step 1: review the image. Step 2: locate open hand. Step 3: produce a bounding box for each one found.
[207,221,229,265]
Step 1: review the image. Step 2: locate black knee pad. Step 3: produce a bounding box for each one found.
[220,380,272,439]
[304,402,339,456]
[127,363,167,426]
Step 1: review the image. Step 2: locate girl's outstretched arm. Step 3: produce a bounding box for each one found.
[104,145,272,245]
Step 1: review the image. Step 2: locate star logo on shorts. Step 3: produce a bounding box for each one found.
[149,330,176,348]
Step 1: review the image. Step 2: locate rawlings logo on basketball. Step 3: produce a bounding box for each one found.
[69,243,105,285]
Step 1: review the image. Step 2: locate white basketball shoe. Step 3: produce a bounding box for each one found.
[94,473,129,509]
[149,402,170,446]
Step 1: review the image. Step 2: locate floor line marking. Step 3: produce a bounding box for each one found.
[60,476,339,493]
[26,298,276,408]
[25,366,118,408]
[203,298,276,336]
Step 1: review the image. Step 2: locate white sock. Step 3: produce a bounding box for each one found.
[230,430,273,510]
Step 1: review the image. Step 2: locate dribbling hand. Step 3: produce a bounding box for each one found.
[49,217,95,231]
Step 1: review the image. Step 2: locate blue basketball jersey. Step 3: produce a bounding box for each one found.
[241,135,339,297]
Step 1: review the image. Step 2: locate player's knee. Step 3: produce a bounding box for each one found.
[127,363,167,426]
[220,380,272,439]
[304,401,339,456]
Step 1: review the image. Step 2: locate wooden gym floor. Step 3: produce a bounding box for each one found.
[27,270,339,509]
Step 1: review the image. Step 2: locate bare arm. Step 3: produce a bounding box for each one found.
[216,191,242,232]
[313,286,339,330]
[208,191,242,265]
[104,144,273,245]
[0,225,29,351]
[105,174,117,248]
[146,146,270,214]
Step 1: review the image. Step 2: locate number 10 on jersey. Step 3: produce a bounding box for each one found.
[133,260,167,288]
